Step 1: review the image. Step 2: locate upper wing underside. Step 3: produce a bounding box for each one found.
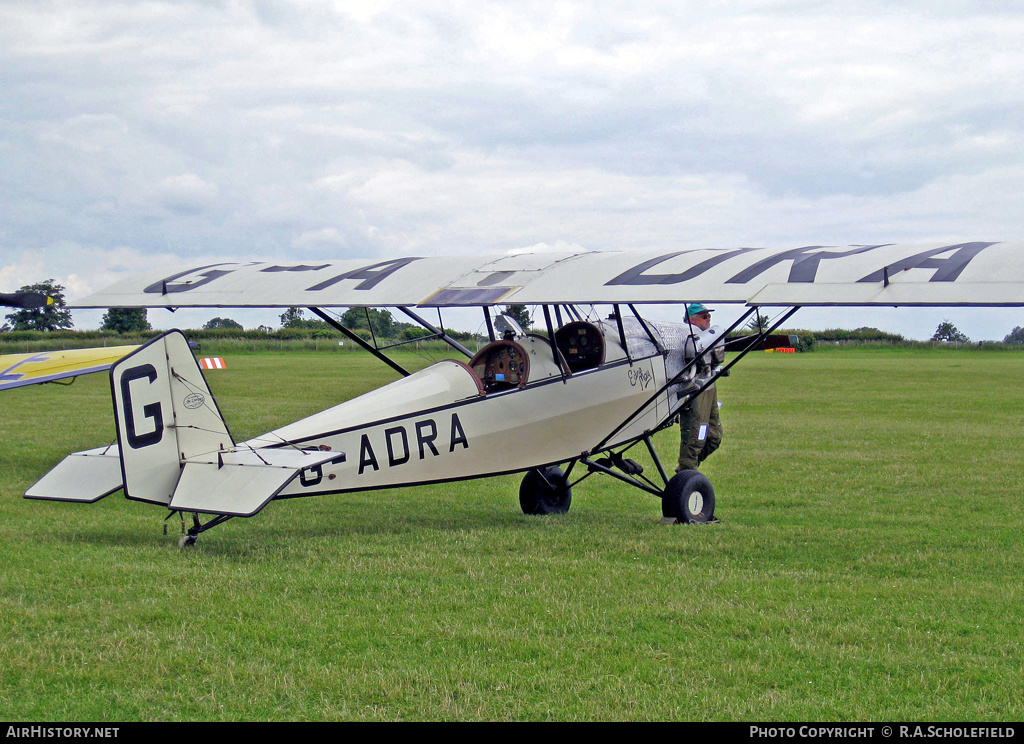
[69,241,1024,309]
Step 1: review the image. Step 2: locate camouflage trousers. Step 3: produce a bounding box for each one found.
[677,386,722,471]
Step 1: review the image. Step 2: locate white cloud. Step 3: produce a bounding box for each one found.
[154,174,220,214]
[1,1,1022,337]
[0,251,49,291]
[291,227,348,249]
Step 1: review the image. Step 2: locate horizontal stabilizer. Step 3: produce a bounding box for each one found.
[169,448,345,517]
[25,446,124,503]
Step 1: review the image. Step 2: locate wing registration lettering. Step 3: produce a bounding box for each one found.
[856,242,997,283]
[143,264,240,295]
[605,249,757,286]
[725,245,890,284]
[604,242,1001,289]
[69,241,1021,310]
[305,257,423,292]
[260,264,332,273]
[604,245,893,286]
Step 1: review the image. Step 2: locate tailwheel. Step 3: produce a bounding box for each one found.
[662,469,715,524]
[168,511,233,547]
[176,512,202,548]
[519,466,572,515]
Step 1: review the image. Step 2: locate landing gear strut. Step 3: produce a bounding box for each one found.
[570,432,717,524]
[167,511,235,547]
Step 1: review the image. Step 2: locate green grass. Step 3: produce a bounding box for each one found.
[1,348,1023,721]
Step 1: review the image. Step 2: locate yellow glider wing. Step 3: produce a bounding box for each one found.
[0,346,137,392]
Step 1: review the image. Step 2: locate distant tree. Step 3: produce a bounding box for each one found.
[341,307,394,337]
[401,325,433,341]
[746,314,771,333]
[1004,326,1024,345]
[814,327,905,343]
[3,280,73,331]
[932,320,970,344]
[100,307,151,333]
[280,307,306,328]
[502,304,532,330]
[203,317,244,331]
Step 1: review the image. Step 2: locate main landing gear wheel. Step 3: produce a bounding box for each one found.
[662,469,715,524]
[519,466,572,515]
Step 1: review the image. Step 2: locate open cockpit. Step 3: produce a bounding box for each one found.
[465,308,674,394]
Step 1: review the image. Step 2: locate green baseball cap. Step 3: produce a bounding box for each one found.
[686,303,712,317]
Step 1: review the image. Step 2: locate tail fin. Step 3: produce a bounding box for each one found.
[111,330,233,506]
[111,330,345,518]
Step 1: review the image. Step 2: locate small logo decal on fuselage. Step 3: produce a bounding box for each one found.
[628,366,653,390]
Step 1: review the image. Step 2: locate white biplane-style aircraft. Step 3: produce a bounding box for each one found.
[19,241,1024,545]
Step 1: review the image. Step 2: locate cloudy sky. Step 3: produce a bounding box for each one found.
[2,0,1023,338]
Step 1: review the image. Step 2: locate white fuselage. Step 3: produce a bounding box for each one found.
[245,327,672,498]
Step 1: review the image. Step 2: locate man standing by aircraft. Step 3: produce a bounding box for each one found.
[677,303,723,472]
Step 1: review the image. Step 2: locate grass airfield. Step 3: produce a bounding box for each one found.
[1,346,1023,721]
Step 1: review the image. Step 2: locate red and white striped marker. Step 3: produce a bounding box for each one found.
[199,357,226,370]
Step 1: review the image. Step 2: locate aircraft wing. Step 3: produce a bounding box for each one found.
[0,346,137,391]
[68,241,1024,309]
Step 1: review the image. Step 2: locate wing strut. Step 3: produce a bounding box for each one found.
[611,305,632,365]
[669,305,802,417]
[628,303,665,354]
[591,306,802,454]
[398,307,473,358]
[308,307,411,377]
[483,307,496,342]
[712,306,802,379]
[541,305,568,382]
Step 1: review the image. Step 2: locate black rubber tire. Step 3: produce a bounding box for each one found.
[519,466,572,515]
[662,469,715,523]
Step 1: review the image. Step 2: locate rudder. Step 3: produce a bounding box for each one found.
[111,331,233,506]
